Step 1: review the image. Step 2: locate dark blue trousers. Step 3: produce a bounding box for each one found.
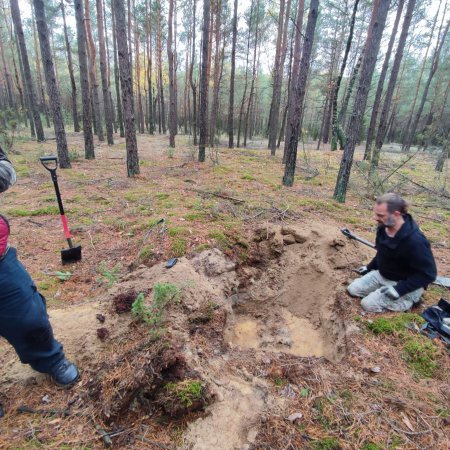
[0,247,64,373]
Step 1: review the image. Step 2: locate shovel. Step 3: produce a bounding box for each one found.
[40,156,82,264]
[340,227,450,288]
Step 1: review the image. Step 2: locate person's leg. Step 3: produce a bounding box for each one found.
[0,291,65,373]
[347,270,384,298]
[361,286,424,313]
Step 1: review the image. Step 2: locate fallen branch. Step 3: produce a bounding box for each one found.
[189,188,245,204]
[397,173,450,199]
[17,405,70,416]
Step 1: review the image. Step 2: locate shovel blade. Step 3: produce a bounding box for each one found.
[61,245,82,265]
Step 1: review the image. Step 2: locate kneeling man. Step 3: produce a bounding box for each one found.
[348,193,437,313]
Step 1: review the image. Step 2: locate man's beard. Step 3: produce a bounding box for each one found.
[383,214,396,228]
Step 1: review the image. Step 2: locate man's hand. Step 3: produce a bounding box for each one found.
[380,285,400,300]
[354,266,369,276]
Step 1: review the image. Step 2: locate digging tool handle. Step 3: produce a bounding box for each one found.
[39,156,73,248]
[340,228,376,249]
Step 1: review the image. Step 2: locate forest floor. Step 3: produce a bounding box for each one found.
[0,131,449,449]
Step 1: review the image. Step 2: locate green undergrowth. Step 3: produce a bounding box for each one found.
[132,282,181,335]
[366,313,424,336]
[366,313,440,378]
[6,205,60,217]
[164,379,204,407]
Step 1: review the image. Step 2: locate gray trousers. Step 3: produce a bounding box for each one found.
[347,270,423,313]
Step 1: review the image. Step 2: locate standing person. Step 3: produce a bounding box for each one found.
[348,193,437,313]
[0,149,79,418]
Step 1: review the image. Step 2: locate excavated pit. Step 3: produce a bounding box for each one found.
[224,223,372,362]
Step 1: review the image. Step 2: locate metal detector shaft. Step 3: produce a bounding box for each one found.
[340,228,375,249]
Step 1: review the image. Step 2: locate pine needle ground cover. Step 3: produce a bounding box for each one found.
[0,133,448,449]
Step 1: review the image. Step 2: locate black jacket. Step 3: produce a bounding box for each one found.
[366,214,437,297]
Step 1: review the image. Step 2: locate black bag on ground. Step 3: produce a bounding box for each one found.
[421,299,450,344]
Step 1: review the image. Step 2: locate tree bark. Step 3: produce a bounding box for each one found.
[283,0,304,160]
[283,0,319,186]
[74,0,95,159]
[167,0,177,147]
[370,0,416,171]
[198,0,210,161]
[61,0,80,132]
[111,0,125,137]
[402,19,449,153]
[189,0,197,145]
[85,0,104,141]
[10,0,45,141]
[333,0,391,202]
[146,0,154,134]
[363,0,404,159]
[268,0,291,155]
[330,0,360,152]
[96,0,114,144]
[33,0,70,168]
[227,0,238,148]
[209,0,222,147]
[114,0,139,175]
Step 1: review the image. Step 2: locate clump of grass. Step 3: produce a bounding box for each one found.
[313,437,340,449]
[171,237,187,256]
[361,442,383,450]
[164,379,204,407]
[402,337,439,378]
[168,226,187,237]
[7,205,59,217]
[241,173,256,181]
[366,313,424,336]
[138,245,154,263]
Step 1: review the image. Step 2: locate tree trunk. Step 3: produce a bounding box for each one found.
[402,19,449,153]
[333,0,391,202]
[61,0,80,132]
[156,1,166,133]
[85,0,104,141]
[401,0,442,146]
[209,0,222,147]
[330,0,360,152]
[198,0,210,161]
[363,0,404,159]
[283,0,304,160]
[227,0,238,148]
[167,0,177,147]
[338,51,362,128]
[146,0,154,134]
[74,0,95,159]
[370,0,416,171]
[113,0,139,175]
[10,0,45,141]
[244,1,260,148]
[189,0,198,145]
[111,0,125,137]
[31,5,50,129]
[0,34,14,108]
[96,0,114,144]
[268,0,291,155]
[33,0,70,168]
[133,0,145,134]
[283,0,319,186]
[237,0,253,148]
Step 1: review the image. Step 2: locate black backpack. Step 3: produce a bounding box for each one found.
[421,299,450,347]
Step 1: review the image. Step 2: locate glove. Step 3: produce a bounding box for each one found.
[380,285,400,300]
[355,265,369,275]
